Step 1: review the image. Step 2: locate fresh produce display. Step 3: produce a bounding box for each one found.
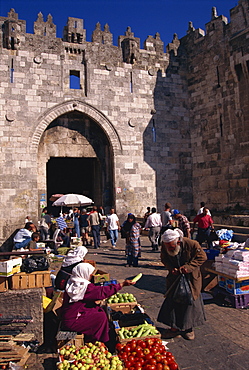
[131,273,143,283]
[57,342,123,370]
[118,323,159,339]
[106,292,136,304]
[116,338,179,370]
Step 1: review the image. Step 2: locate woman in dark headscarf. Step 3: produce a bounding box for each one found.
[123,214,141,267]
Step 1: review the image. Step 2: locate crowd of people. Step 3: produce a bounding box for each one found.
[11,201,216,347]
[143,202,214,252]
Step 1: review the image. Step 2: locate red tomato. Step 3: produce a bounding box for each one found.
[135,361,142,367]
[156,364,163,370]
[125,345,131,352]
[169,363,178,370]
[145,353,153,361]
[136,346,143,353]
[143,348,150,355]
[161,358,168,365]
[162,366,170,370]
[125,361,132,368]
[155,354,162,362]
[128,355,135,363]
[150,348,158,356]
[159,345,166,353]
[120,352,128,360]
[149,359,157,366]
[166,352,173,357]
[150,366,156,370]
[166,356,175,364]
[140,341,147,348]
[116,343,122,351]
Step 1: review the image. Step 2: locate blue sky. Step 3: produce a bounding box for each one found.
[0,0,238,48]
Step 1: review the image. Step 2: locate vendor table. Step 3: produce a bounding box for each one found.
[205,267,249,308]
[205,267,249,282]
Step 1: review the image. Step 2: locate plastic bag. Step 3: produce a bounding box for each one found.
[21,255,49,273]
[172,273,193,305]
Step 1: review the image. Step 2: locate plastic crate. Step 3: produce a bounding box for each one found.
[226,293,249,309]
[204,249,220,260]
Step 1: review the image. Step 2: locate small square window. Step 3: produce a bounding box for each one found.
[70,70,81,89]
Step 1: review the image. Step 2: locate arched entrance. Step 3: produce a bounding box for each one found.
[34,100,122,215]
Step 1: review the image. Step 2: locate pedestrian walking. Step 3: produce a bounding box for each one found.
[87,206,102,249]
[192,207,214,249]
[144,207,162,251]
[159,202,173,245]
[157,228,207,340]
[124,214,141,267]
[172,210,191,238]
[106,208,120,248]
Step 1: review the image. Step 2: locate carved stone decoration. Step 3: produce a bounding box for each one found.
[5,111,16,122]
[34,56,42,64]
[148,68,156,76]
[128,119,136,127]
[105,63,112,71]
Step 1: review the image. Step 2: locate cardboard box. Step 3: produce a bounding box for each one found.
[90,269,110,284]
[10,270,51,290]
[0,257,22,277]
[226,278,249,295]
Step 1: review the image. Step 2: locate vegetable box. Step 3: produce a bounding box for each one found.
[90,269,110,284]
[0,257,22,277]
[116,325,161,343]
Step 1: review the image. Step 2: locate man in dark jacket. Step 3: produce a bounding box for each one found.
[158,228,207,340]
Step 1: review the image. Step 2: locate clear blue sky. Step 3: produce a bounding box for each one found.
[0,0,238,48]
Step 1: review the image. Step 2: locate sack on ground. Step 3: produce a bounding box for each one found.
[172,274,193,305]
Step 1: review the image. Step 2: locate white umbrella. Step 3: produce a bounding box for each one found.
[52,193,94,207]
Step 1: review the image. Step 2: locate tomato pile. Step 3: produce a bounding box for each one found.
[116,338,179,370]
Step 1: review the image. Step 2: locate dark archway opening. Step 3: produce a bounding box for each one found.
[46,157,101,215]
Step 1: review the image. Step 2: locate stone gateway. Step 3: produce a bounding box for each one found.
[0,1,248,243]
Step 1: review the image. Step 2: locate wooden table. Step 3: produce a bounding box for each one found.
[0,250,46,257]
[205,267,249,282]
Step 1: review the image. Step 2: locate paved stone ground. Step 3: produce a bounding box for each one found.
[26,234,249,369]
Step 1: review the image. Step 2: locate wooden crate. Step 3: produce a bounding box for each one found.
[56,331,84,349]
[0,341,30,367]
[10,270,51,290]
[0,277,8,292]
[106,301,138,314]
[83,259,96,268]
[116,326,161,344]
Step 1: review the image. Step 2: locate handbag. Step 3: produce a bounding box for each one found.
[172,273,193,305]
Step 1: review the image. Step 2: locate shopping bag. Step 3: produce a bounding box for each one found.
[172,273,193,305]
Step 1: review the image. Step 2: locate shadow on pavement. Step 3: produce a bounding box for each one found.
[127,274,166,294]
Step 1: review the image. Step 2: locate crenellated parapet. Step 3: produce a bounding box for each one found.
[34,12,56,38]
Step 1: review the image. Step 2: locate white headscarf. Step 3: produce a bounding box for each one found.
[62,246,88,267]
[162,228,184,243]
[66,263,95,303]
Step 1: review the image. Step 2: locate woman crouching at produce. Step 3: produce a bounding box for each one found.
[61,263,135,344]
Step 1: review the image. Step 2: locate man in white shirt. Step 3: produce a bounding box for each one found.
[197,202,211,216]
[145,207,162,251]
[13,222,36,249]
[106,208,120,248]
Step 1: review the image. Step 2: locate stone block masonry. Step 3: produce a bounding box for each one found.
[0,2,248,244]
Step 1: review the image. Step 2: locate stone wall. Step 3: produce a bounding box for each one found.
[0,288,43,342]
[0,2,248,242]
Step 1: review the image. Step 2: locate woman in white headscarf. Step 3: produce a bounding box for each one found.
[61,263,135,343]
[157,228,207,340]
[54,246,88,290]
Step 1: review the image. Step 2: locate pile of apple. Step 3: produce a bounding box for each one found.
[106,292,136,304]
[116,338,179,370]
[57,341,123,370]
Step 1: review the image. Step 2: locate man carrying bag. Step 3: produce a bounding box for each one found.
[157,228,207,340]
